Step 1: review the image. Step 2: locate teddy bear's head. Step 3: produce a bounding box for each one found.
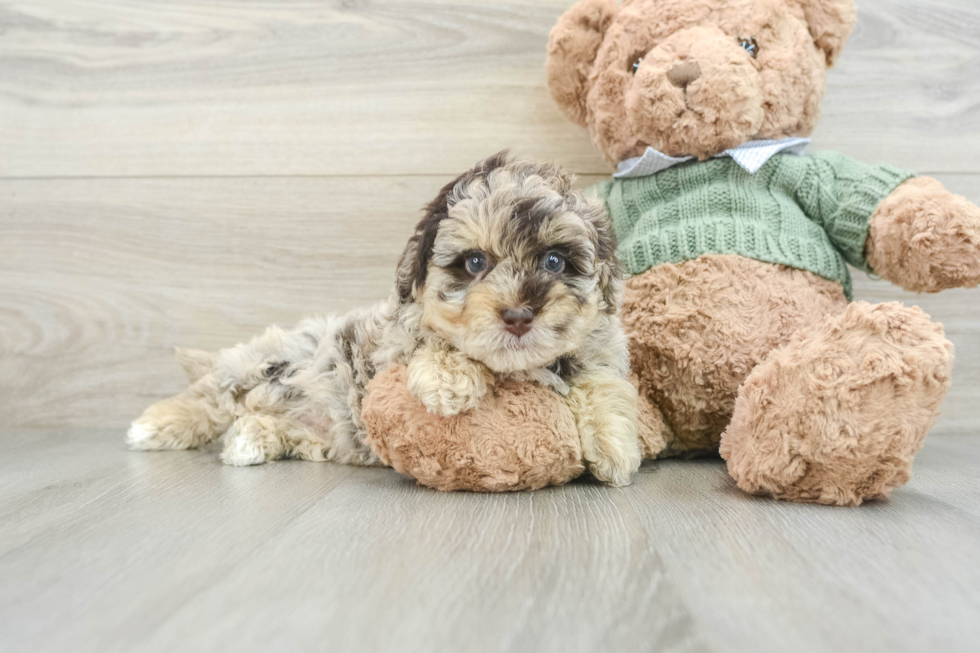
[547,0,856,164]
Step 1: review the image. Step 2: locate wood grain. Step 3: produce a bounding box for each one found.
[2,174,979,429]
[1,0,980,178]
[1,428,977,653]
[2,2,979,652]
[2,173,980,428]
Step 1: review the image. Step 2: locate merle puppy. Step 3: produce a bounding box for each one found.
[127,153,641,486]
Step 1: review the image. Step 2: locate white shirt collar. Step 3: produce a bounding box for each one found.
[614,137,811,179]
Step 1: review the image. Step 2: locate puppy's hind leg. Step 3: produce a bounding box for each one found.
[220,413,331,466]
[126,372,235,451]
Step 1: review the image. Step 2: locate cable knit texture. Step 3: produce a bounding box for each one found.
[595,152,913,299]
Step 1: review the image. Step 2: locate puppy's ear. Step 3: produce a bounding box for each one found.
[593,213,624,315]
[395,189,447,305]
[796,0,857,67]
[571,191,623,314]
[396,152,512,304]
[546,0,619,127]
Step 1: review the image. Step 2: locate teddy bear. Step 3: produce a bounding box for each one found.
[539,0,980,505]
[363,0,980,504]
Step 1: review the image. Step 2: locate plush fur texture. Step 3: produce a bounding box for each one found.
[868,177,980,293]
[364,365,585,492]
[547,0,980,504]
[623,255,849,456]
[720,302,953,506]
[128,153,641,489]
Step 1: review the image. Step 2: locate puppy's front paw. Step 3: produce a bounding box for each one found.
[566,373,641,487]
[407,346,493,417]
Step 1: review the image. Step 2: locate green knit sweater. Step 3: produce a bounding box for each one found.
[592,151,914,299]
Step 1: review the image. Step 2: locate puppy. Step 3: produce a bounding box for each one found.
[127,152,641,486]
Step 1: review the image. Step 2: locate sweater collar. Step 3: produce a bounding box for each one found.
[613,137,811,180]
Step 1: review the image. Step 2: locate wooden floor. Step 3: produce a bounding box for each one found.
[1,429,978,653]
[2,1,980,651]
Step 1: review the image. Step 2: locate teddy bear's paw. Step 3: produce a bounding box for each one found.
[407,346,493,418]
[720,301,953,506]
[869,177,980,293]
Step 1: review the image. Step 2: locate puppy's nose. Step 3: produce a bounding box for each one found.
[501,307,535,337]
[667,60,702,89]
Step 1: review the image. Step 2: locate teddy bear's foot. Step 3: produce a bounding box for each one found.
[629,374,674,460]
[220,414,330,467]
[720,302,953,506]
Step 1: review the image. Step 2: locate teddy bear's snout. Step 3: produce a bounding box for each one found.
[666,61,702,89]
[623,25,766,159]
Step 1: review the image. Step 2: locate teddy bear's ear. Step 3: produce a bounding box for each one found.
[798,0,857,67]
[546,0,620,127]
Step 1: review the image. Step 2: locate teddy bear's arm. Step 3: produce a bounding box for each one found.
[564,366,641,487]
[793,151,915,273]
[406,340,494,418]
[866,177,980,293]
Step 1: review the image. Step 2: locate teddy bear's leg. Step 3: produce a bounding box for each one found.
[630,374,673,459]
[407,341,495,417]
[720,302,953,506]
[220,413,331,466]
[565,368,641,487]
[126,372,236,451]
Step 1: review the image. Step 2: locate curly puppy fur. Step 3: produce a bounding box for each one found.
[363,365,585,492]
[720,302,953,506]
[547,0,855,164]
[128,152,641,487]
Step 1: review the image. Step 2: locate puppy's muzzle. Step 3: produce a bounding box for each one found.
[501,307,535,338]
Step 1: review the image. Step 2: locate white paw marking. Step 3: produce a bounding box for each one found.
[220,434,267,467]
[126,422,161,450]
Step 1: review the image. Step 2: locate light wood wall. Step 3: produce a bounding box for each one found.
[1,0,978,430]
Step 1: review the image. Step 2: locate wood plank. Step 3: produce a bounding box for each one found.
[1,0,980,178]
[0,428,977,652]
[2,174,980,429]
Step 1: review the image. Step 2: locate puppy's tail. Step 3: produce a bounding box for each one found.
[175,347,217,384]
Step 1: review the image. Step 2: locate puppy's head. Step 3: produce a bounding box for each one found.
[396,152,622,374]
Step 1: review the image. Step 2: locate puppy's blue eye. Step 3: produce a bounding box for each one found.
[740,38,759,58]
[465,252,488,276]
[543,251,565,273]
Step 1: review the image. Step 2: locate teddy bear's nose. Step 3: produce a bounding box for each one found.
[667,60,702,89]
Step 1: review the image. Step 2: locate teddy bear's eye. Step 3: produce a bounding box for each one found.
[628,51,646,75]
[740,38,760,58]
